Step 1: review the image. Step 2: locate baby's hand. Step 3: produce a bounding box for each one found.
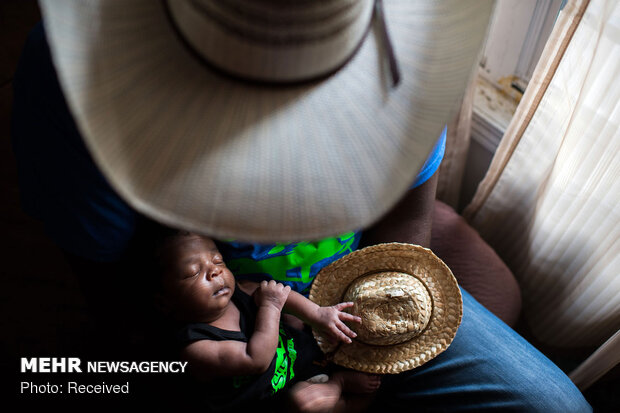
[253,280,291,311]
[312,302,361,344]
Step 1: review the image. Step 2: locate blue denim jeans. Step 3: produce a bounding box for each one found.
[373,289,591,412]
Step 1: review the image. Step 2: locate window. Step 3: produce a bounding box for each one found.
[459,0,565,210]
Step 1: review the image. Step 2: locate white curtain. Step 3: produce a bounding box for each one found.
[464,0,619,350]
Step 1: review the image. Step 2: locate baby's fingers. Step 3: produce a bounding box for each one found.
[330,324,354,344]
[334,302,354,311]
[335,320,357,341]
[338,311,362,324]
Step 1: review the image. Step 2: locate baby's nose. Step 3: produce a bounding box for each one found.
[206,266,221,280]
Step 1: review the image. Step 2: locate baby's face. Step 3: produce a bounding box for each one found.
[160,233,235,322]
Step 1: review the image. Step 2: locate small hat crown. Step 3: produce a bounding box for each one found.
[343,272,432,346]
[166,0,374,82]
[184,0,364,45]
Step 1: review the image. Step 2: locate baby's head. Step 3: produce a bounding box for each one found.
[153,229,236,323]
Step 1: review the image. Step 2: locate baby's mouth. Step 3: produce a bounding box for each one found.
[213,286,230,297]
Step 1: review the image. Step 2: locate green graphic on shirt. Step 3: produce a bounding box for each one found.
[286,331,297,382]
[228,232,357,284]
[271,329,296,394]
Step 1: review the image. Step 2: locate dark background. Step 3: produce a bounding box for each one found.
[1,1,616,410]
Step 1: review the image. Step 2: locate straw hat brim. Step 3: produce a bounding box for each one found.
[39,0,494,242]
[309,243,462,374]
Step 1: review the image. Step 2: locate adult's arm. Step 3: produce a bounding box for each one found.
[360,172,438,248]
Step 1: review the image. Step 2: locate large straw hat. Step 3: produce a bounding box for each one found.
[39,0,494,242]
[309,243,462,374]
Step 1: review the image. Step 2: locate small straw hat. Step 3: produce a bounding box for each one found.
[38,0,494,242]
[309,243,462,374]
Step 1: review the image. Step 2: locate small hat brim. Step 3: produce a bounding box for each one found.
[309,243,462,374]
[39,0,494,242]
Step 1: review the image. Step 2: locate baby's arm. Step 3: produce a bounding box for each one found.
[283,291,361,344]
[238,280,360,344]
[182,280,290,381]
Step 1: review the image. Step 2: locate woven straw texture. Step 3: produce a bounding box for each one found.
[310,243,462,374]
